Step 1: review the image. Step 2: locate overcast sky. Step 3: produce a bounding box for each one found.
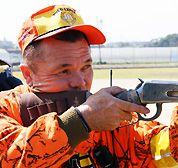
[0,0,178,45]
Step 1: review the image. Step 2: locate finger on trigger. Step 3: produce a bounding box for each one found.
[117,99,150,114]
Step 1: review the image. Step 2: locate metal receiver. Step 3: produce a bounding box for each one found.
[114,79,178,123]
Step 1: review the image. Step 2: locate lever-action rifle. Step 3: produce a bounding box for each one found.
[19,79,178,127]
[112,79,178,123]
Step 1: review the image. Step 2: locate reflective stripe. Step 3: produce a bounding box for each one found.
[150,127,178,167]
[152,152,172,160]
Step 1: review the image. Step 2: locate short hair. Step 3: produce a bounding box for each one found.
[23,30,90,73]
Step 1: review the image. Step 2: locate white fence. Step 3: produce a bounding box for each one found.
[1,47,178,66]
[91,47,178,64]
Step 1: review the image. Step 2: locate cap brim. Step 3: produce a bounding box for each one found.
[33,25,106,45]
[0,59,11,67]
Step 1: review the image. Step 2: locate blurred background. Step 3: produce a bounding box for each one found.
[0,0,178,67]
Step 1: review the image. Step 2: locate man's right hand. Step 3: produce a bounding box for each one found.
[78,86,150,131]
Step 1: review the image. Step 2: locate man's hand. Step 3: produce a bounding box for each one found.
[78,86,150,131]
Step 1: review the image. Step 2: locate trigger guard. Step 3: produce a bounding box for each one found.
[138,103,162,121]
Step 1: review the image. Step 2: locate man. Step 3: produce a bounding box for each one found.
[0,4,178,168]
[0,59,22,91]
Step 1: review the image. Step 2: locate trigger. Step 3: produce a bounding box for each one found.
[138,103,162,121]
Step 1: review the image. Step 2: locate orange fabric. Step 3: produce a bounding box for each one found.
[0,85,75,167]
[75,121,167,167]
[0,84,177,167]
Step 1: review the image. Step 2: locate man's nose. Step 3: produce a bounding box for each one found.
[69,72,86,89]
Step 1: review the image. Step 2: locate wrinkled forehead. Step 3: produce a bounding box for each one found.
[30,37,91,69]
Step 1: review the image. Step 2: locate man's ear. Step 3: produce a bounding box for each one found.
[20,64,33,86]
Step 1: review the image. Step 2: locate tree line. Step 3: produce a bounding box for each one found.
[105,34,178,48]
[145,34,178,47]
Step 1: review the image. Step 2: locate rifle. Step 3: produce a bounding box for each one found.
[112,78,178,125]
[19,79,178,127]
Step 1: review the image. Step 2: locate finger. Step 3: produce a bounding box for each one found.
[119,110,133,121]
[104,86,127,95]
[108,109,133,126]
[109,111,133,130]
[117,99,150,114]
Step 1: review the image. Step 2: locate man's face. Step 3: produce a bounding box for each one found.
[26,37,93,92]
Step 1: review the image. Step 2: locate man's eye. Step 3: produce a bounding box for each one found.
[82,65,91,71]
[61,70,69,74]
[55,70,69,75]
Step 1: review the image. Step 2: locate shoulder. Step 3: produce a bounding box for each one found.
[0,84,31,100]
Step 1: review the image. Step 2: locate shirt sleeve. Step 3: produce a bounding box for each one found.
[0,89,89,167]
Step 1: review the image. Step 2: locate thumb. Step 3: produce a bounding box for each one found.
[106,86,127,96]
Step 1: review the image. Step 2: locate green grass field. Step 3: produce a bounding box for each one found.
[93,68,178,79]
[13,67,178,82]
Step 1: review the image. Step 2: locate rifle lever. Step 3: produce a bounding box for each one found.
[137,103,162,121]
